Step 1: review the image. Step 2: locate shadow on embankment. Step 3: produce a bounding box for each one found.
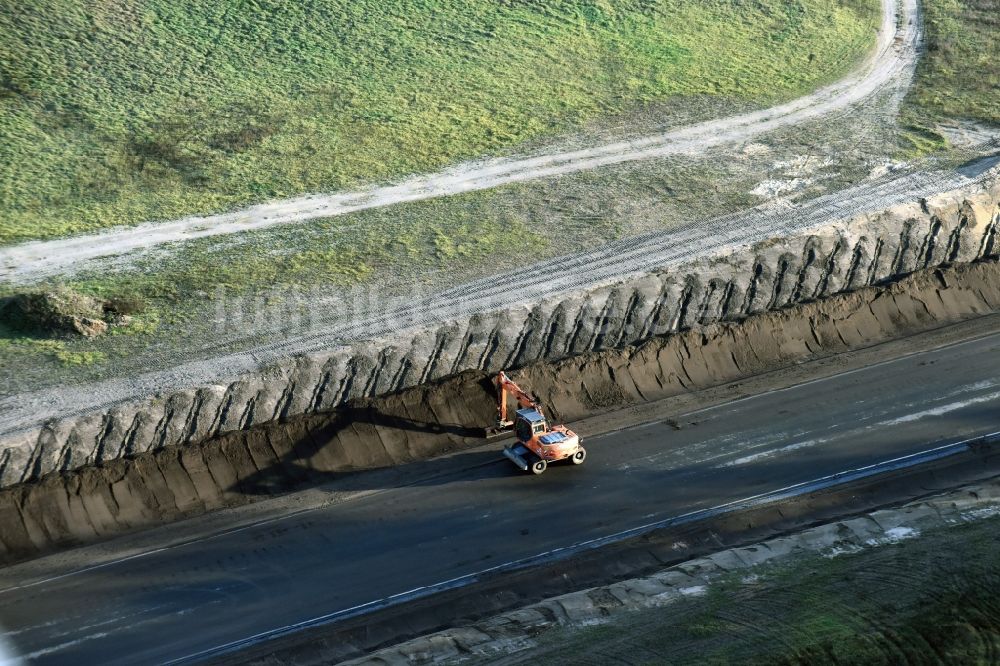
[231,402,515,497]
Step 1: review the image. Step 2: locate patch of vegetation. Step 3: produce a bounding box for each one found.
[0,0,879,244]
[899,123,950,156]
[902,0,1000,143]
[0,335,105,367]
[526,517,1000,665]
[60,190,550,301]
[53,349,106,366]
[0,285,148,338]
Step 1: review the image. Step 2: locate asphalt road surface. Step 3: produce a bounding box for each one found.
[2,330,1000,665]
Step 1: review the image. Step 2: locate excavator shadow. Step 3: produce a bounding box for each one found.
[333,404,486,438]
[229,370,570,498]
[230,405,514,497]
[233,447,519,497]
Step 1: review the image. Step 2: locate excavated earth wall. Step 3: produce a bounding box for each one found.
[2,258,1000,563]
[3,176,999,491]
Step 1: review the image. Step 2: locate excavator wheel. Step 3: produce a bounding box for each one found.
[530,459,547,475]
[570,448,587,465]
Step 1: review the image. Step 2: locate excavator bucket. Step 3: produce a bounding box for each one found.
[484,420,514,439]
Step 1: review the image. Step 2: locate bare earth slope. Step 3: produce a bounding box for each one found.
[0,0,913,284]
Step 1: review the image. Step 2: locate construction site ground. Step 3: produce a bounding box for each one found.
[345,472,1000,666]
[3,1,1000,662]
[4,258,1000,663]
[3,257,999,565]
[499,510,1000,666]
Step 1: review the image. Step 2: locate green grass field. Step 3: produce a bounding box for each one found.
[0,0,879,245]
[902,0,1000,152]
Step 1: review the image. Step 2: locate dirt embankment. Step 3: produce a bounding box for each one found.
[1,259,999,564]
[4,169,999,489]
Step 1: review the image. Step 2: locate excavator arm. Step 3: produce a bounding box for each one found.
[496,371,542,425]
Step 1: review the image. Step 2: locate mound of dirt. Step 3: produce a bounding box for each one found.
[2,259,999,564]
[0,287,144,338]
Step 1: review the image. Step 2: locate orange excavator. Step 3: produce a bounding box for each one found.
[488,371,586,475]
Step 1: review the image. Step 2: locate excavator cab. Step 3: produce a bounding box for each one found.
[515,409,547,443]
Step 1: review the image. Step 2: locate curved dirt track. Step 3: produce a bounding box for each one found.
[0,0,914,283]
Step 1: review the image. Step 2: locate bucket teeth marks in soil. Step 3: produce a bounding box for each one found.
[866,238,885,286]
[979,213,999,259]
[673,279,697,332]
[844,241,868,291]
[945,216,968,264]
